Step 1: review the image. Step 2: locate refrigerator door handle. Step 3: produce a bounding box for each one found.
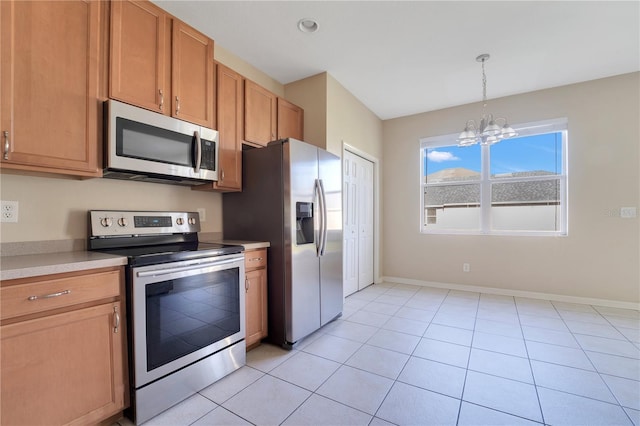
[314,179,323,256]
[318,178,328,256]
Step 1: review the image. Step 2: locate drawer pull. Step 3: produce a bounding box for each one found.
[249,257,263,262]
[27,289,71,301]
[113,306,120,333]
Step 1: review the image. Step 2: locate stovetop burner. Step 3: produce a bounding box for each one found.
[87,210,243,266]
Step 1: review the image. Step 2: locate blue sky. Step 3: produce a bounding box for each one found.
[425,132,563,176]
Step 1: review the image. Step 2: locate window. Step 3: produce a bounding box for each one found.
[420,118,567,236]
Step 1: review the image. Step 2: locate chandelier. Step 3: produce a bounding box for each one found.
[457,54,517,147]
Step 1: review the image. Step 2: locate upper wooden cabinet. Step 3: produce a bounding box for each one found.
[110,0,214,128]
[0,0,104,177]
[214,63,243,191]
[172,21,215,128]
[277,98,304,141]
[244,80,277,147]
[110,0,170,114]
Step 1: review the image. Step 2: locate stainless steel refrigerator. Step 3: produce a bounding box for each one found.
[223,138,343,348]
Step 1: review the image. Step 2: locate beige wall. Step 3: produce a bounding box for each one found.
[326,74,383,160]
[382,72,640,303]
[214,45,284,97]
[284,73,327,149]
[0,172,222,243]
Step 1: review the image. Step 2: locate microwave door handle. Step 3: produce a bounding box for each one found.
[194,130,202,173]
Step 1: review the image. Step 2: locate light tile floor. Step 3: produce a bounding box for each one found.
[116,282,640,426]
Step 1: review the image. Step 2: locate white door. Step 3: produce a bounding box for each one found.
[343,152,358,297]
[343,150,375,296]
[357,157,374,290]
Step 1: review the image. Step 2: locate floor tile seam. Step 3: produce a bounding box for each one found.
[339,358,407,382]
[308,391,378,420]
[515,300,546,425]
[471,327,526,340]
[583,348,640,362]
[298,339,365,363]
[181,398,219,426]
[361,337,419,356]
[465,366,536,386]
[276,389,317,426]
[323,327,378,345]
[526,355,597,372]
[198,405,256,426]
[455,294,480,426]
[534,383,625,407]
[568,329,631,342]
[459,400,546,425]
[419,334,472,348]
[600,314,640,347]
[394,376,464,400]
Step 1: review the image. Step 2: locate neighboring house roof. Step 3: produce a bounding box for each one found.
[426,167,480,182]
[425,170,560,206]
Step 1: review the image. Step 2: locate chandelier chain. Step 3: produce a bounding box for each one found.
[481,58,487,108]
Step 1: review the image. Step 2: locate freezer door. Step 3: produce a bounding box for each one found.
[318,148,344,325]
[286,140,321,343]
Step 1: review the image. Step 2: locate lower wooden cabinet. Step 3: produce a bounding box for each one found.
[244,249,268,349]
[0,268,127,426]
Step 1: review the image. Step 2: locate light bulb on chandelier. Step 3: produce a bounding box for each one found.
[457,54,517,147]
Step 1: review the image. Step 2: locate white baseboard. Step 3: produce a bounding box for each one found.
[381,276,640,311]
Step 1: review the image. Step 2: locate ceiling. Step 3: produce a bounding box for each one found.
[155,1,640,120]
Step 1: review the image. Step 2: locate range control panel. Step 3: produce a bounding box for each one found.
[89,210,200,237]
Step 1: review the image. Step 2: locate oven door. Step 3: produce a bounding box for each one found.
[130,253,245,387]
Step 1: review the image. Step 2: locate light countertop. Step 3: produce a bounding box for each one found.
[205,240,270,251]
[1,251,128,281]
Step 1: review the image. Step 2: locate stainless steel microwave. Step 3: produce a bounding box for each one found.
[104,100,219,185]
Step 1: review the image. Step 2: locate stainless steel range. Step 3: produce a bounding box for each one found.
[88,210,245,424]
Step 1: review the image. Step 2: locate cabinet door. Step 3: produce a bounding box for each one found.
[110,0,170,114]
[214,63,243,191]
[244,80,277,146]
[277,98,304,141]
[1,303,126,426]
[245,268,267,348]
[172,20,214,128]
[0,0,102,176]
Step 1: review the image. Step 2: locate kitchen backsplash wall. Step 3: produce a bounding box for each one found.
[0,172,222,243]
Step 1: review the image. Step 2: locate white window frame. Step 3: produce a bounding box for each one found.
[419,118,568,236]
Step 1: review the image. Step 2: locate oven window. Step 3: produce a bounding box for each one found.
[145,268,240,372]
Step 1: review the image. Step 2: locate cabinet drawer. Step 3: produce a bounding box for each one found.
[244,249,267,270]
[1,270,121,321]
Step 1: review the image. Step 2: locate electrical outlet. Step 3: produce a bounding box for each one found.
[197,208,206,222]
[620,207,637,219]
[463,263,470,272]
[1,200,19,223]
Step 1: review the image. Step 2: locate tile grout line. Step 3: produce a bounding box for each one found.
[555,302,638,425]
[515,297,547,425]
[454,289,480,426]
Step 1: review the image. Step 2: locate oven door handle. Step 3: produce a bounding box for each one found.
[136,258,241,278]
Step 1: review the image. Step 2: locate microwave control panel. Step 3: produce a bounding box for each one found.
[200,140,216,171]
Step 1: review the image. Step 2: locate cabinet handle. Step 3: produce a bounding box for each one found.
[3,131,9,160]
[113,305,120,333]
[245,277,250,292]
[175,96,180,115]
[158,89,164,111]
[27,289,71,301]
